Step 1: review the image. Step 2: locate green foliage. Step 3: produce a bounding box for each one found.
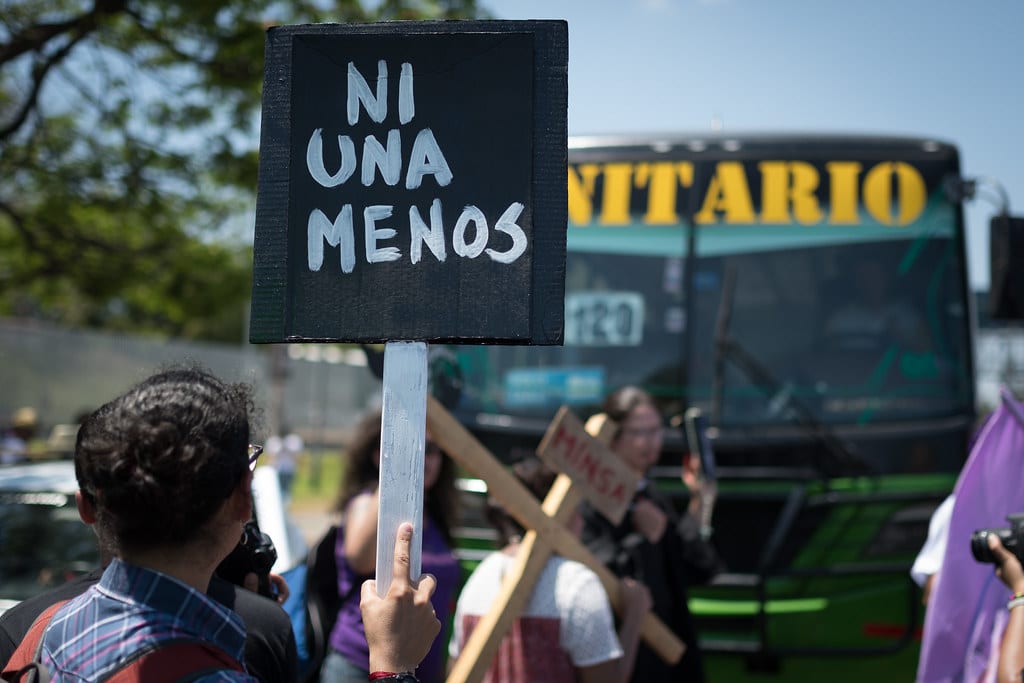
[290,449,345,507]
[0,0,482,341]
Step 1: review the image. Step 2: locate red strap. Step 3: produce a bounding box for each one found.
[0,601,244,683]
[0,600,70,681]
[107,640,245,682]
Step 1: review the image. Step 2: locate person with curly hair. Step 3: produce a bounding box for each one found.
[320,408,460,683]
[23,366,262,681]
[0,386,300,683]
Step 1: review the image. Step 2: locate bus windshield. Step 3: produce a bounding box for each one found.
[449,135,974,468]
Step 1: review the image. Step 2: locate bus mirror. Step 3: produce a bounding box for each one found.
[989,215,1024,320]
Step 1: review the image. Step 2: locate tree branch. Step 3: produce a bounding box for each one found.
[0,199,40,252]
[0,32,87,141]
[0,0,127,65]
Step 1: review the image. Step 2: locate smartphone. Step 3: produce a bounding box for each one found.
[684,407,716,482]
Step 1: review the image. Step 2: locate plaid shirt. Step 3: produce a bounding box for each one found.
[40,558,255,682]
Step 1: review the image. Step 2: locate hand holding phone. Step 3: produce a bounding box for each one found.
[684,408,717,540]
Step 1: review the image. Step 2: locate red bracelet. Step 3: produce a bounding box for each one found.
[369,673,417,682]
[368,674,395,681]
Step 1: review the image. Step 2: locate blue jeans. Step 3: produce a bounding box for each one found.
[319,650,367,683]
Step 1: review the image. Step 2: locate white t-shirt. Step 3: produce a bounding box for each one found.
[911,494,955,587]
[450,551,623,683]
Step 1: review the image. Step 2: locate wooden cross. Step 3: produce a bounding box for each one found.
[428,396,685,683]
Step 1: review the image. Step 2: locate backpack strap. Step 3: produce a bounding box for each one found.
[0,600,70,683]
[0,601,245,683]
[106,638,246,682]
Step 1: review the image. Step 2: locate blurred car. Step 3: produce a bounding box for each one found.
[0,461,98,616]
[0,460,308,621]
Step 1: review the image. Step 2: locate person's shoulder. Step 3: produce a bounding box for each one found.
[343,489,379,519]
[233,587,291,629]
[459,551,510,594]
[549,555,596,579]
[546,555,604,598]
[207,578,298,683]
[548,557,611,619]
[209,576,291,629]
[0,570,99,632]
[467,550,510,578]
[0,571,101,667]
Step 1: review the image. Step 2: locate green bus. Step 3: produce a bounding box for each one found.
[444,134,976,680]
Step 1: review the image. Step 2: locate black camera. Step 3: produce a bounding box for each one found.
[217,519,278,598]
[971,513,1024,564]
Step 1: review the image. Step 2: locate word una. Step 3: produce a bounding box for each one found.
[306,127,452,190]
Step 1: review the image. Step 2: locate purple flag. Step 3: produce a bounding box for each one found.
[917,388,1024,683]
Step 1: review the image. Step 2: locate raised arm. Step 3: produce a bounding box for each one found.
[344,489,381,575]
[360,522,441,678]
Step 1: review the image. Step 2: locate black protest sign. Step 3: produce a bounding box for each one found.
[250,21,567,344]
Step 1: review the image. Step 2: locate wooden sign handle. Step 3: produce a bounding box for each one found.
[375,342,428,596]
[427,396,685,667]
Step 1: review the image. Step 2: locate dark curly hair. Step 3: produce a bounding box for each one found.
[333,407,459,545]
[76,366,254,552]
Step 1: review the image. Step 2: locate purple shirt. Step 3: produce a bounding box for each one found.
[329,516,459,683]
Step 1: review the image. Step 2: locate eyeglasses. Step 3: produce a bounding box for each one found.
[248,443,264,471]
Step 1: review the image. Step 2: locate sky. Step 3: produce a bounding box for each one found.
[481,0,1024,292]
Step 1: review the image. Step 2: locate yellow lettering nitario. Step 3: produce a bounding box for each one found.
[863,162,926,226]
[758,161,824,224]
[569,157,927,228]
[634,162,695,224]
[599,163,634,225]
[695,162,755,224]
[826,162,862,224]
[567,164,601,225]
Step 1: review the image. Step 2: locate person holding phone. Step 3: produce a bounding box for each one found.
[581,386,724,683]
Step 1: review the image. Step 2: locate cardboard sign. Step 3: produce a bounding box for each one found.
[250,20,567,344]
[537,406,640,524]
